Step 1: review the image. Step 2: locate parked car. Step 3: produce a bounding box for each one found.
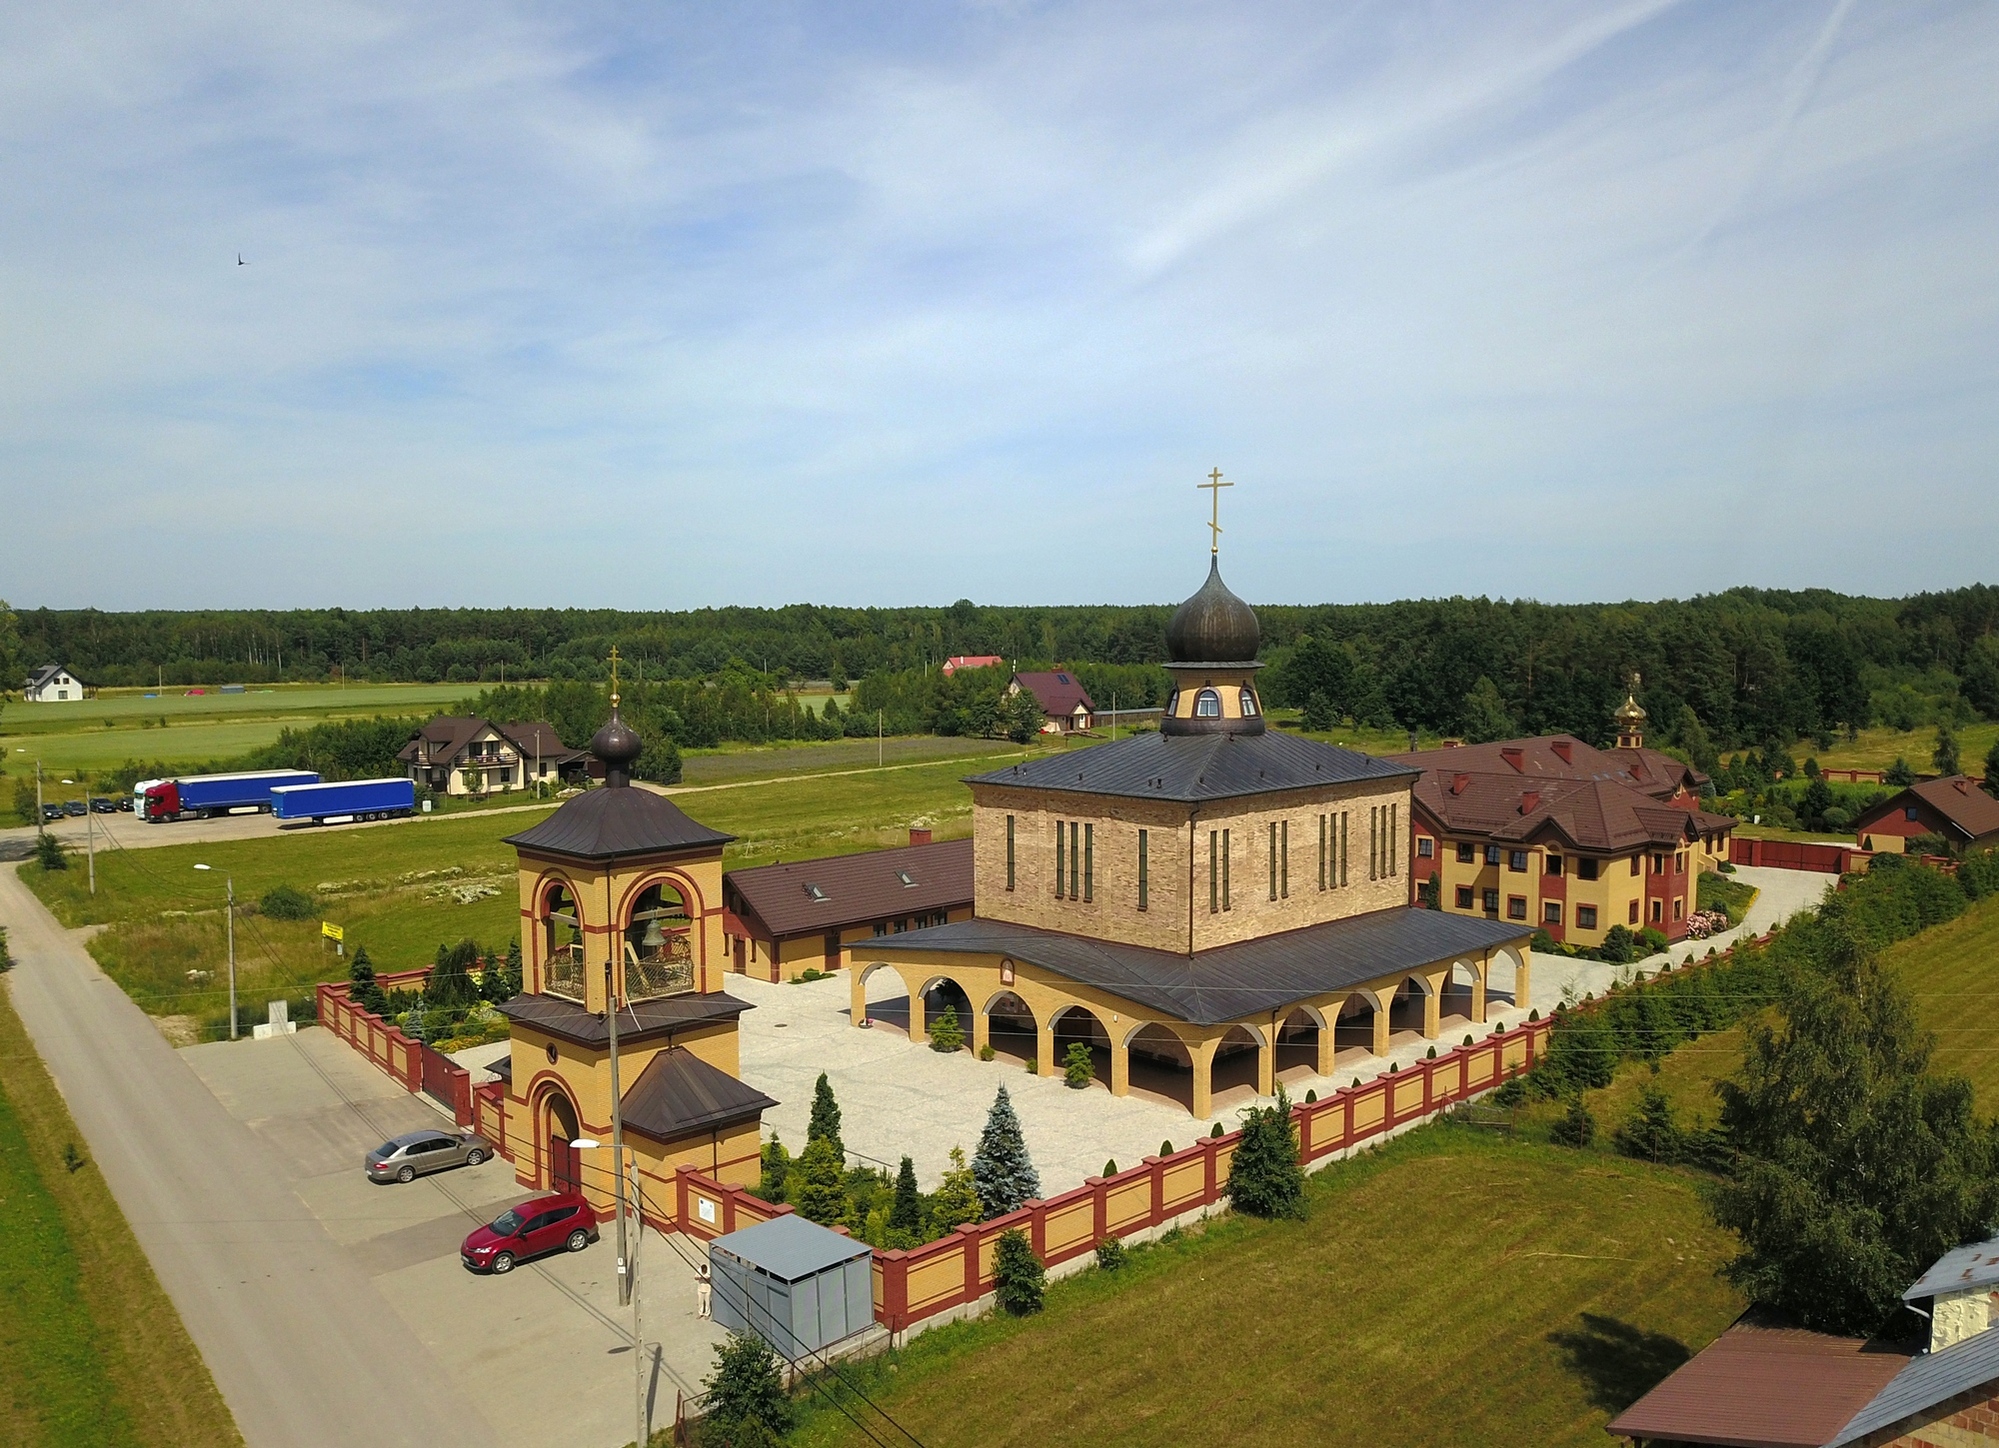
[364,1129,492,1184]
[115,795,132,811]
[41,804,66,823]
[62,800,86,817]
[461,1193,599,1274]
[90,797,118,814]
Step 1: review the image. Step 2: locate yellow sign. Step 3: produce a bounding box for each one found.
[321,921,344,942]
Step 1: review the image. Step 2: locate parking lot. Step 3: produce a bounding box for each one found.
[183,1027,728,1448]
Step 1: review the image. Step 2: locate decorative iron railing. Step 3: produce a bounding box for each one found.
[545,944,585,1001]
[627,932,695,1000]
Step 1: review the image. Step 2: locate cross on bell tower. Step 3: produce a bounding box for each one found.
[1199,467,1232,555]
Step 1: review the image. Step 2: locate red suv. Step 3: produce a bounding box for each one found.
[461,1193,600,1274]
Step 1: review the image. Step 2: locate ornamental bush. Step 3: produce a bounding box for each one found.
[928,1004,964,1053]
[793,1136,848,1225]
[993,1228,1045,1316]
[702,1330,791,1444]
[1095,1234,1127,1270]
[1062,1041,1094,1088]
[807,1072,843,1158]
[34,832,67,871]
[259,884,315,920]
[972,1085,1040,1218]
[1226,1086,1305,1219]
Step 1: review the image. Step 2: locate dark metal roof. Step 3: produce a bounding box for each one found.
[485,1054,513,1083]
[1166,557,1260,664]
[1905,1234,1999,1301]
[1831,1322,1999,1445]
[726,839,972,940]
[1606,1315,1911,1448]
[1011,671,1096,719]
[620,1046,776,1143]
[504,786,733,861]
[865,908,1528,1026]
[966,728,1414,805]
[496,991,752,1047]
[711,1212,871,1282]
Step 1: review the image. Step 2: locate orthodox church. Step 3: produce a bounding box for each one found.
[492,692,774,1205]
[853,544,1534,1118]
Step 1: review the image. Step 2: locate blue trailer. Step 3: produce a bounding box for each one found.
[270,778,417,825]
[138,769,321,822]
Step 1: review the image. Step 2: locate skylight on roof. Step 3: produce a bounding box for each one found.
[896,870,915,887]
[804,883,827,902]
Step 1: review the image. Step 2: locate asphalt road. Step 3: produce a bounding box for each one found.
[0,863,499,1448]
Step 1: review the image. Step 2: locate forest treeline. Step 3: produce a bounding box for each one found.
[5,585,1998,751]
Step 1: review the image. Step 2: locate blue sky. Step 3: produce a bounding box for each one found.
[2,1,1994,610]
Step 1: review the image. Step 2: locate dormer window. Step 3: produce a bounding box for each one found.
[804,883,828,902]
[1166,690,1179,715]
[896,871,916,888]
[1239,688,1259,718]
[1195,688,1221,718]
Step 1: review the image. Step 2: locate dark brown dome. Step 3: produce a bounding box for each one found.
[590,702,643,786]
[1166,558,1260,663]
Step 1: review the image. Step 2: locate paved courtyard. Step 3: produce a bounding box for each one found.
[184,1027,727,1448]
[734,865,1826,1193]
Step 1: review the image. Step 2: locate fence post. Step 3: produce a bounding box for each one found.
[957,1222,982,1306]
[1146,1154,1164,1228]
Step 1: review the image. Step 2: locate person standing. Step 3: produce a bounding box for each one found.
[696,1262,711,1319]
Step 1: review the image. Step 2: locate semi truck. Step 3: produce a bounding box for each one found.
[270,777,417,825]
[135,769,322,822]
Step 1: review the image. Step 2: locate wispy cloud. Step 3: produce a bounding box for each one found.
[0,1,1993,610]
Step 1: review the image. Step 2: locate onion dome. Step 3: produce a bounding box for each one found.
[1166,558,1261,664]
[1615,674,1647,726]
[590,696,643,787]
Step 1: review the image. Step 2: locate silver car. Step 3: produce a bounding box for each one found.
[366,1129,492,1184]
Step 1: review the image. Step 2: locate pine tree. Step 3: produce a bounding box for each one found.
[1934,723,1961,778]
[757,1134,791,1203]
[889,1155,922,1235]
[972,1084,1040,1219]
[1710,929,1999,1334]
[1226,1086,1306,1218]
[793,1135,848,1225]
[806,1071,843,1158]
[928,1004,964,1053]
[1612,1086,1683,1163]
[702,1330,792,1443]
[993,1228,1045,1316]
[926,1147,982,1237]
[349,946,388,1016]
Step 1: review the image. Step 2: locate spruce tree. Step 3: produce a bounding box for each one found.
[972,1084,1040,1219]
[349,946,388,1016]
[757,1134,791,1203]
[1225,1086,1306,1218]
[793,1135,848,1225]
[1933,723,1961,778]
[890,1156,922,1235]
[1886,756,1916,787]
[993,1228,1045,1316]
[806,1071,843,1158]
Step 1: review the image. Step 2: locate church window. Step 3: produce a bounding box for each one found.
[1389,805,1398,876]
[1239,688,1259,718]
[1195,689,1221,718]
[1083,823,1094,903]
[1340,811,1349,887]
[1055,820,1065,897]
[1281,819,1289,897]
[1006,815,1015,892]
[1369,808,1379,881]
[1138,829,1149,911]
[1222,828,1231,910]
[626,882,693,1000]
[1070,821,1080,899]
[1209,831,1219,913]
[1269,822,1278,900]
[541,884,584,1001]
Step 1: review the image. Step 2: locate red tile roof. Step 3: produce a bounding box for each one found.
[1607,1317,1912,1448]
[1381,734,1704,800]
[1410,771,1731,855]
[1853,776,1999,845]
[941,655,1006,676]
[1012,670,1095,719]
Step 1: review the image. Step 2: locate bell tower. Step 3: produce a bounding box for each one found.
[1615,674,1648,751]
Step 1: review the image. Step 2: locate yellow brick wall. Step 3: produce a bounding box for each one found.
[970,781,1412,952]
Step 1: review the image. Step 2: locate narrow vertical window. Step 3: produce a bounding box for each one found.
[1281,820,1289,898]
[1055,819,1065,898]
[1138,829,1149,912]
[1222,828,1232,911]
[1368,807,1377,881]
[1340,811,1349,887]
[1318,814,1327,892]
[1069,821,1080,899]
[1389,804,1398,877]
[1006,814,1016,892]
[1268,821,1278,900]
[1083,823,1094,902]
[1209,830,1219,913]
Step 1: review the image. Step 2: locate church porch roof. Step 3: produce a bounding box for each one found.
[966,728,1414,807]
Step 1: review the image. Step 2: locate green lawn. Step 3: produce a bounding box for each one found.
[791,1126,1743,1448]
[1807,721,1999,776]
[0,982,241,1447]
[22,743,1034,1035]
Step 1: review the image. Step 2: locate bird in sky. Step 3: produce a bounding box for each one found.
[237,253,246,266]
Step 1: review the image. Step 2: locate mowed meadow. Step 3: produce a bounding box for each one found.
[24,737,1037,1038]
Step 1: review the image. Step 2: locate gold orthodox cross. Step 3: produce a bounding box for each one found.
[1199,467,1232,554]
[608,644,622,703]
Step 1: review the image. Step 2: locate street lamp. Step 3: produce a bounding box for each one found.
[573,1136,646,1448]
[194,864,236,1040]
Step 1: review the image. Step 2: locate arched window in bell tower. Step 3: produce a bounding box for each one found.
[1195,688,1221,718]
[625,882,694,999]
[541,884,584,1001]
[1239,688,1260,717]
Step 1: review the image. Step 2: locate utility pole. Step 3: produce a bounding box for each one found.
[195,865,236,1039]
[1111,691,1117,743]
[604,957,631,1307]
[35,760,43,835]
[85,789,95,895]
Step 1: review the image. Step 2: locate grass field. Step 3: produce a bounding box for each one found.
[0,982,241,1448]
[790,1125,1743,1448]
[1807,721,1999,775]
[22,741,1035,1036]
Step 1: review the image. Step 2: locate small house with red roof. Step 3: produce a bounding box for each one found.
[1008,670,1095,733]
[1851,776,1999,856]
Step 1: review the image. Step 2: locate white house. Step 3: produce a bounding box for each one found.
[24,665,86,703]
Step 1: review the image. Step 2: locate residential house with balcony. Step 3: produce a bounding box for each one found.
[398,715,587,796]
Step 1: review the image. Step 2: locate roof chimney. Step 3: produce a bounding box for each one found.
[1952,778,1968,795]
[1551,740,1573,766]
[1451,773,1471,796]
[909,828,932,846]
[1500,747,1524,773]
[1520,790,1540,815]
